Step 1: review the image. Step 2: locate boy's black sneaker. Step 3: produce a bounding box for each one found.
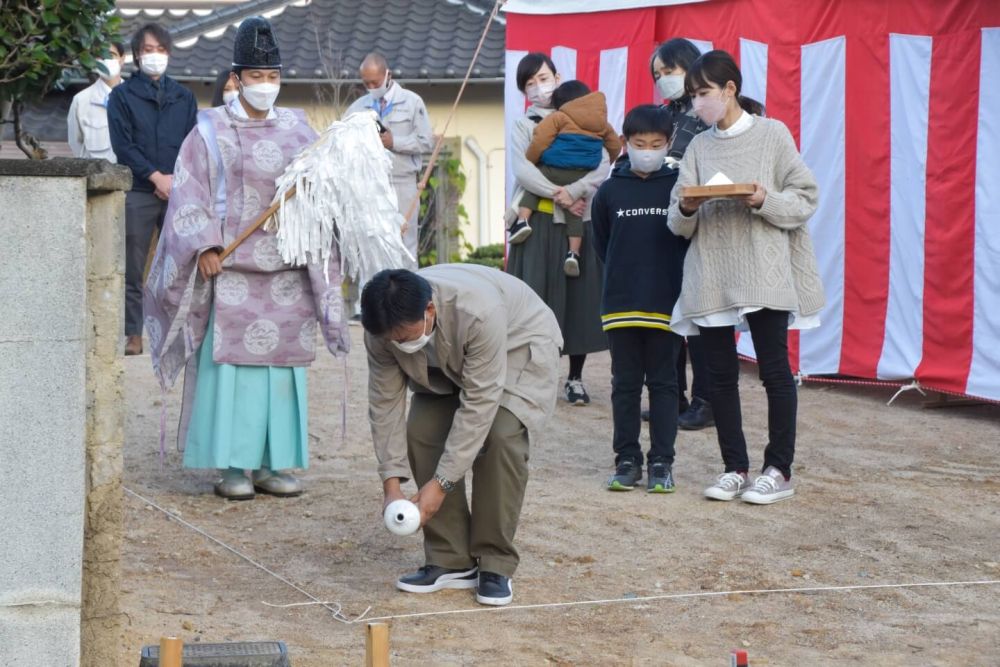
[508,219,532,245]
[647,461,676,494]
[607,459,642,491]
[564,251,581,277]
[396,565,478,593]
[475,571,513,606]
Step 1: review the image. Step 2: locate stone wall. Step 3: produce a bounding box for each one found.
[0,159,129,667]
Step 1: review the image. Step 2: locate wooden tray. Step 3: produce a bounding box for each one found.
[680,183,755,198]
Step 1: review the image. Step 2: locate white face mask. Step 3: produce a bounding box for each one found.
[240,81,280,111]
[692,91,729,125]
[139,53,169,77]
[629,145,668,173]
[370,71,391,100]
[525,81,556,108]
[656,74,685,101]
[391,313,433,354]
[222,90,240,105]
[97,58,121,81]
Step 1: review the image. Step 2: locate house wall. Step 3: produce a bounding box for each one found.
[189,81,508,252]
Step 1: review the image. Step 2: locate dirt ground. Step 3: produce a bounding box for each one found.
[119,326,1000,666]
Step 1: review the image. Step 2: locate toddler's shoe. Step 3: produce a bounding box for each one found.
[508,219,532,244]
[564,251,580,277]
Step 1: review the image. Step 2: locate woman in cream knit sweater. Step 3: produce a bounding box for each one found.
[668,50,824,505]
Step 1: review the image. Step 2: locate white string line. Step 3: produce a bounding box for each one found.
[123,486,371,624]
[346,579,1000,624]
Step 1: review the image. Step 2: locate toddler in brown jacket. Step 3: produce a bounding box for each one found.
[513,80,622,277]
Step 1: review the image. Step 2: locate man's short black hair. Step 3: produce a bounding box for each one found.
[131,23,173,62]
[622,104,671,139]
[551,80,590,110]
[361,269,433,336]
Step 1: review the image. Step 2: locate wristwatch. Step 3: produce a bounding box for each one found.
[433,473,456,493]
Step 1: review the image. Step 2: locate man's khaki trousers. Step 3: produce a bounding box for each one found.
[406,392,529,578]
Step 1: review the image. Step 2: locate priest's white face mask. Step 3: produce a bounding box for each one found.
[238,69,282,111]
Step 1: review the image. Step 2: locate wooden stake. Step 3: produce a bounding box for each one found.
[158,636,183,667]
[365,622,390,667]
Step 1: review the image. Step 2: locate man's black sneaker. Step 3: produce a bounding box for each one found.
[565,379,590,405]
[647,461,676,494]
[679,396,715,430]
[508,219,532,245]
[640,408,650,422]
[679,394,691,416]
[396,565,478,593]
[607,459,642,491]
[476,571,513,606]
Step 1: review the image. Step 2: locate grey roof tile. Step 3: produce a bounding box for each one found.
[115,0,506,82]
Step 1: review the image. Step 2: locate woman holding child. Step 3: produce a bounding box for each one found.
[506,53,610,407]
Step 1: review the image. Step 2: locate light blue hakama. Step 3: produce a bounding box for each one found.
[183,309,308,470]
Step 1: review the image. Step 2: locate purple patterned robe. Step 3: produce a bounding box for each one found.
[144,105,350,439]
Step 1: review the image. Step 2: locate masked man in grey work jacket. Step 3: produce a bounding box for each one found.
[362,264,562,607]
[346,53,434,268]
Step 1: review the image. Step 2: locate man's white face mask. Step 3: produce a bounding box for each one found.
[97,58,121,81]
[139,52,168,77]
[391,312,433,354]
[240,80,280,111]
[370,71,391,101]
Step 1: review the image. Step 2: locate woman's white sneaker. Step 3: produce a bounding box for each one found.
[741,466,795,504]
[703,472,750,501]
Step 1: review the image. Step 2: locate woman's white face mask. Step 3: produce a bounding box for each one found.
[692,90,729,125]
[525,81,556,108]
[391,312,433,354]
[240,81,280,111]
[656,74,685,101]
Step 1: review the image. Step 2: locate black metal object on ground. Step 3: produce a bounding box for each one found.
[139,641,290,667]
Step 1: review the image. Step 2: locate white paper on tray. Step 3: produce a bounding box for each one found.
[705,171,734,186]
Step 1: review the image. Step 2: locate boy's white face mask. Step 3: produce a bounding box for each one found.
[628,145,668,173]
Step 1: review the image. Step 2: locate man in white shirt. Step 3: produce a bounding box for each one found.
[346,53,434,268]
[67,42,125,161]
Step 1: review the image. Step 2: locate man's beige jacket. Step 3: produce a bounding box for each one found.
[366,264,564,483]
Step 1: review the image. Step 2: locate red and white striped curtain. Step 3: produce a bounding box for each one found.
[504,0,1000,403]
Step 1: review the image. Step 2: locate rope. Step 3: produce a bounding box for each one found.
[123,486,371,624]
[298,579,997,623]
[402,0,506,225]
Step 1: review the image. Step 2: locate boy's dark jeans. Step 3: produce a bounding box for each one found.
[698,308,797,478]
[608,327,682,466]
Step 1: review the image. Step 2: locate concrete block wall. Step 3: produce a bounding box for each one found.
[0,159,129,667]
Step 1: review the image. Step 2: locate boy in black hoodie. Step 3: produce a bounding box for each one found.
[592,104,688,493]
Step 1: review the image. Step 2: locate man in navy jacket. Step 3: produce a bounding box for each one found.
[108,22,197,355]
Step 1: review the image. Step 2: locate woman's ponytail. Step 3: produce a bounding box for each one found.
[738,95,765,116]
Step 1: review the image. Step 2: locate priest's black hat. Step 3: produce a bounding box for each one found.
[232,16,281,71]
